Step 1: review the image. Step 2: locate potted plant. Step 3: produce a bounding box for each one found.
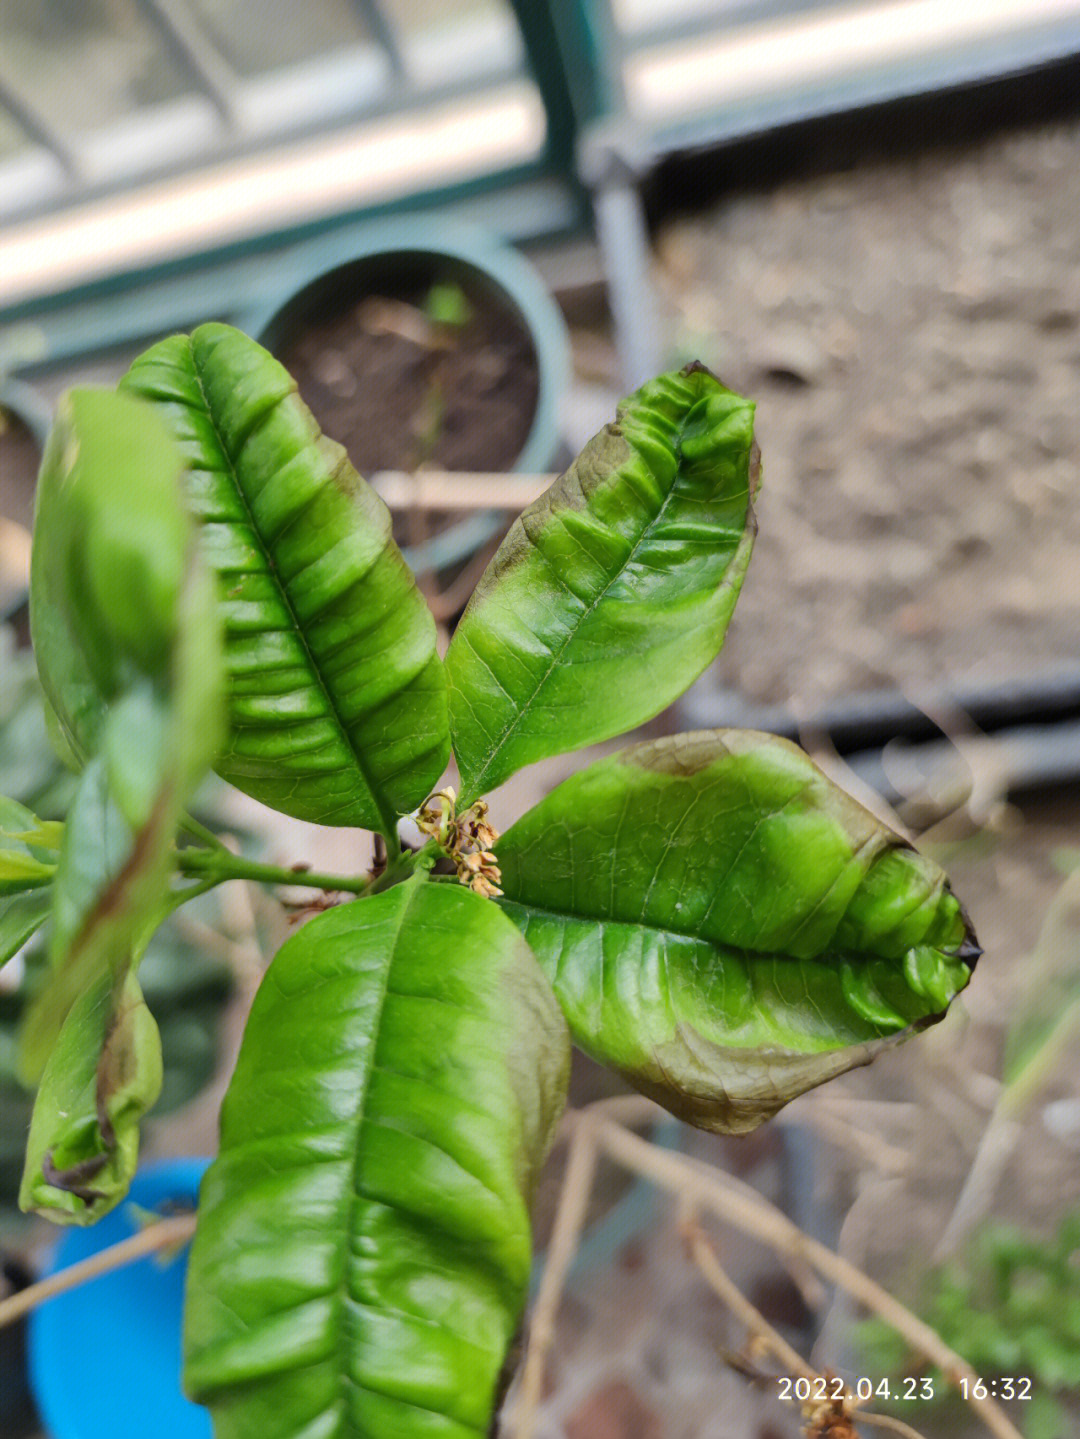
[1,325,977,1437]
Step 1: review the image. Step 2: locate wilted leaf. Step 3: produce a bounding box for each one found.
[121,324,449,835]
[185,876,569,1439]
[447,365,758,800]
[20,388,224,1084]
[30,390,192,762]
[20,968,162,1224]
[497,730,979,1133]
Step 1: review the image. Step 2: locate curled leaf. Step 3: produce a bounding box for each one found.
[447,364,758,800]
[30,390,194,760]
[497,729,979,1133]
[20,969,163,1224]
[20,387,224,1085]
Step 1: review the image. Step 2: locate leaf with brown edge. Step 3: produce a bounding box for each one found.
[20,968,162,1224]
[496,729,979,1134]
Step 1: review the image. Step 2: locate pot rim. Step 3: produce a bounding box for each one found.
[244,219,570,480]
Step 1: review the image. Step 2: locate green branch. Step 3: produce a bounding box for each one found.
[177,848,370,895]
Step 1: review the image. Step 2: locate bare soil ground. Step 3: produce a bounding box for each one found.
[653,112,1080,715]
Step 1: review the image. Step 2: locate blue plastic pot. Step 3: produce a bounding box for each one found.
[29,1158,211,1439]
[246,219,570,575]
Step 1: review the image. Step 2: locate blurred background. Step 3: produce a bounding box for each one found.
[2,3,1080,1437]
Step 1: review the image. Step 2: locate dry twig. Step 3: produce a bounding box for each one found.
[682,1215,930,1439]
[511,1112,600,1439]
[0,1213,197,1331]
[681,1210,816,1381]
[592,1114,1025,1439]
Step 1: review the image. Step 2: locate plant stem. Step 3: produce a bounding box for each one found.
[177,848,369,895]
[177,813,229,850]
[381,823,403,864]
[363,843,437,895]
[161,874,229,916]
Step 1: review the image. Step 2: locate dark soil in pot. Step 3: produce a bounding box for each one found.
[278,279,540,477]
[277,277,542,620]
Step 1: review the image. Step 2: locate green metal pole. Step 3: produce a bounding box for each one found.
[507,0,624,175]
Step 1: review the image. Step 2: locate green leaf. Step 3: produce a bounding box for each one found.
[30,390,193,762]
[19,387,224,1082]
[0,892,51,969]
[446,364,758,800]
[120,323,450,836]
[17,759,158,1082]
[0,795,60,895]
[496,729,978,1133]
[185,876,569,1439]
[19,968,162,1224]
[0,632,79,816]
[0,850,54,889]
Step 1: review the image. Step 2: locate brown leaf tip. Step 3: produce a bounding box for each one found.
[680,359,719,382]
[954,902,982,969]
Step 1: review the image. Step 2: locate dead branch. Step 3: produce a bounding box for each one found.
[511,1111,600,1439]
[0,1213,197,1331]
[592,1114,1025,1439]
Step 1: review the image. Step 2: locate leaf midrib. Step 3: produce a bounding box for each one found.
[462,416,708,801]
[336,881,414,1433]
[498,895,914,974]
[188,342,398,841]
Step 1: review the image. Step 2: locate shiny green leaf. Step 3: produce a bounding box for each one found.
[20,968,162,1224]
[446,365,758,800]
[497,730,978,1133]
[120,323,450,836]
[185,876,569,1439]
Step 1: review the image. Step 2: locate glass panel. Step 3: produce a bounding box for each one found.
[378,0,523,86]
[183,0,370,76]
[0,0,194,136]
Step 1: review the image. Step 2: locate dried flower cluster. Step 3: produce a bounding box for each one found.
[416,787,503,897]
